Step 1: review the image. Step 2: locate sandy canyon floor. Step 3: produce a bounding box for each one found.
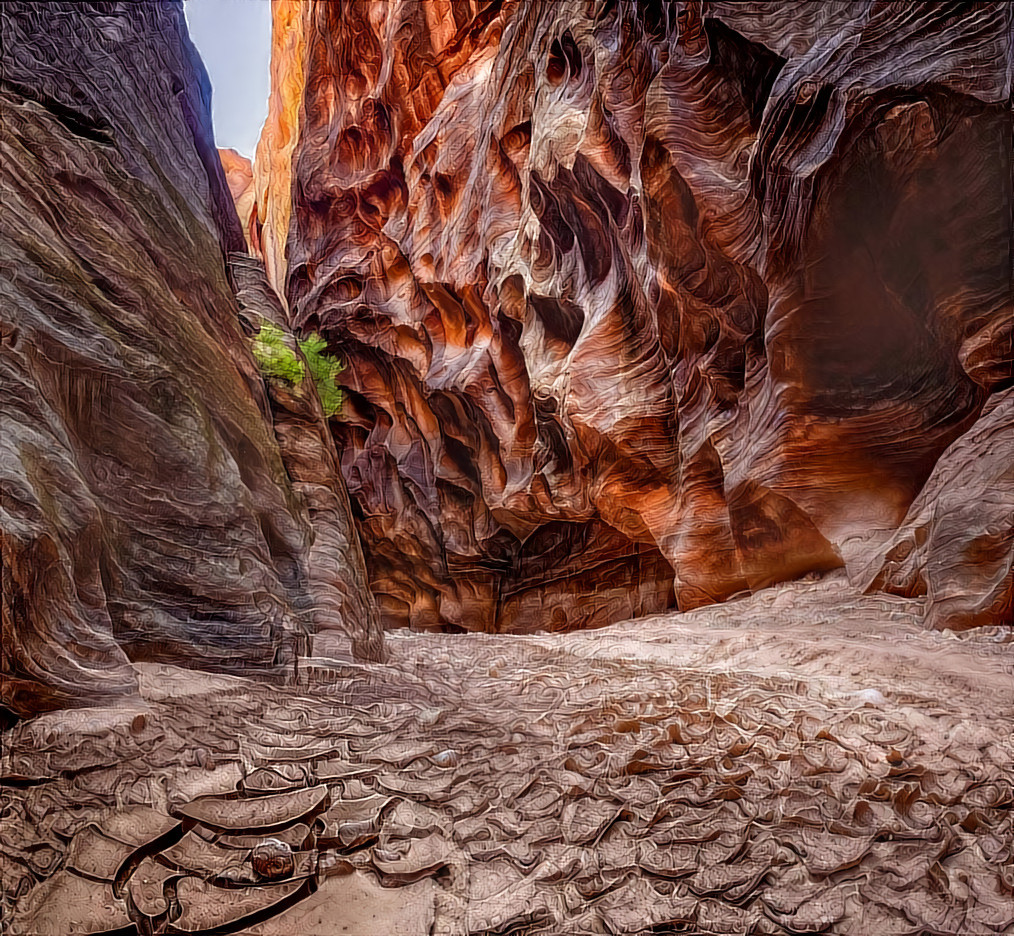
[3,578,1013,935]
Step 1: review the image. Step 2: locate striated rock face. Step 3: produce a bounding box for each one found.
[250,1,1012,632]
[864,388,1014,631]
[230,254,385,663]
[0,1,381,718]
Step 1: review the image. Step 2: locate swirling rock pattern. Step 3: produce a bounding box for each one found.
[4,584,1014,933]
[249,0,1012,632]
[864,388,1014,631]
[0,1,381,718]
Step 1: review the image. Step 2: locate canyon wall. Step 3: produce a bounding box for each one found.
[250,0,1012,632]
[0,1,381,718]
[864,387,1013,631]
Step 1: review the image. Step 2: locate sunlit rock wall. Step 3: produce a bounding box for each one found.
[0,1,381,718]
[251,0,1012,632]
[218,147,260,254]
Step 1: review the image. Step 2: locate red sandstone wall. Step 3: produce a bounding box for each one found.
[249,0,1012,632]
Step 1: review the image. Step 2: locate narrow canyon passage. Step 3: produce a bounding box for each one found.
[2,1,1012,934]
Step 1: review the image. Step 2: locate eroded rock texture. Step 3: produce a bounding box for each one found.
[0,1,381,718]
[219,148,260,254]
[249,0,1013,633]
[864,388,1014,631]
[229,254,385,663]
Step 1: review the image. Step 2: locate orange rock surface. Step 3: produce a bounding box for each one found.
[218,147,259,254]
[244,1,1011,633]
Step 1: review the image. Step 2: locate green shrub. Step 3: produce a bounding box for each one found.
[297,332,344,417]
[251,322,304,385]
[250,322,344,417]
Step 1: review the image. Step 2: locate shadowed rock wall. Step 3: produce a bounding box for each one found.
[229,253,385,662]
[0,1,381,718]
[864,387,1014,632]
[250,0,1012,632]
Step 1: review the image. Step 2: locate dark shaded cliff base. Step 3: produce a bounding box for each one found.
[5,579,1014,935]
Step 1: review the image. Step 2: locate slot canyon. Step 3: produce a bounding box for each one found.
[1,2,1012,933]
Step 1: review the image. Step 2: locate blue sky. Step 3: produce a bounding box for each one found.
[184,0,273,157]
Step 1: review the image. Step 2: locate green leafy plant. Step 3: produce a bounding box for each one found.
[251,322,304,385]
[297,332,345,417]
[250,322,345,417]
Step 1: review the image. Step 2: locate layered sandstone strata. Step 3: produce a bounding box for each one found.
[864,388,1013,631]
[248,0,1012,632]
